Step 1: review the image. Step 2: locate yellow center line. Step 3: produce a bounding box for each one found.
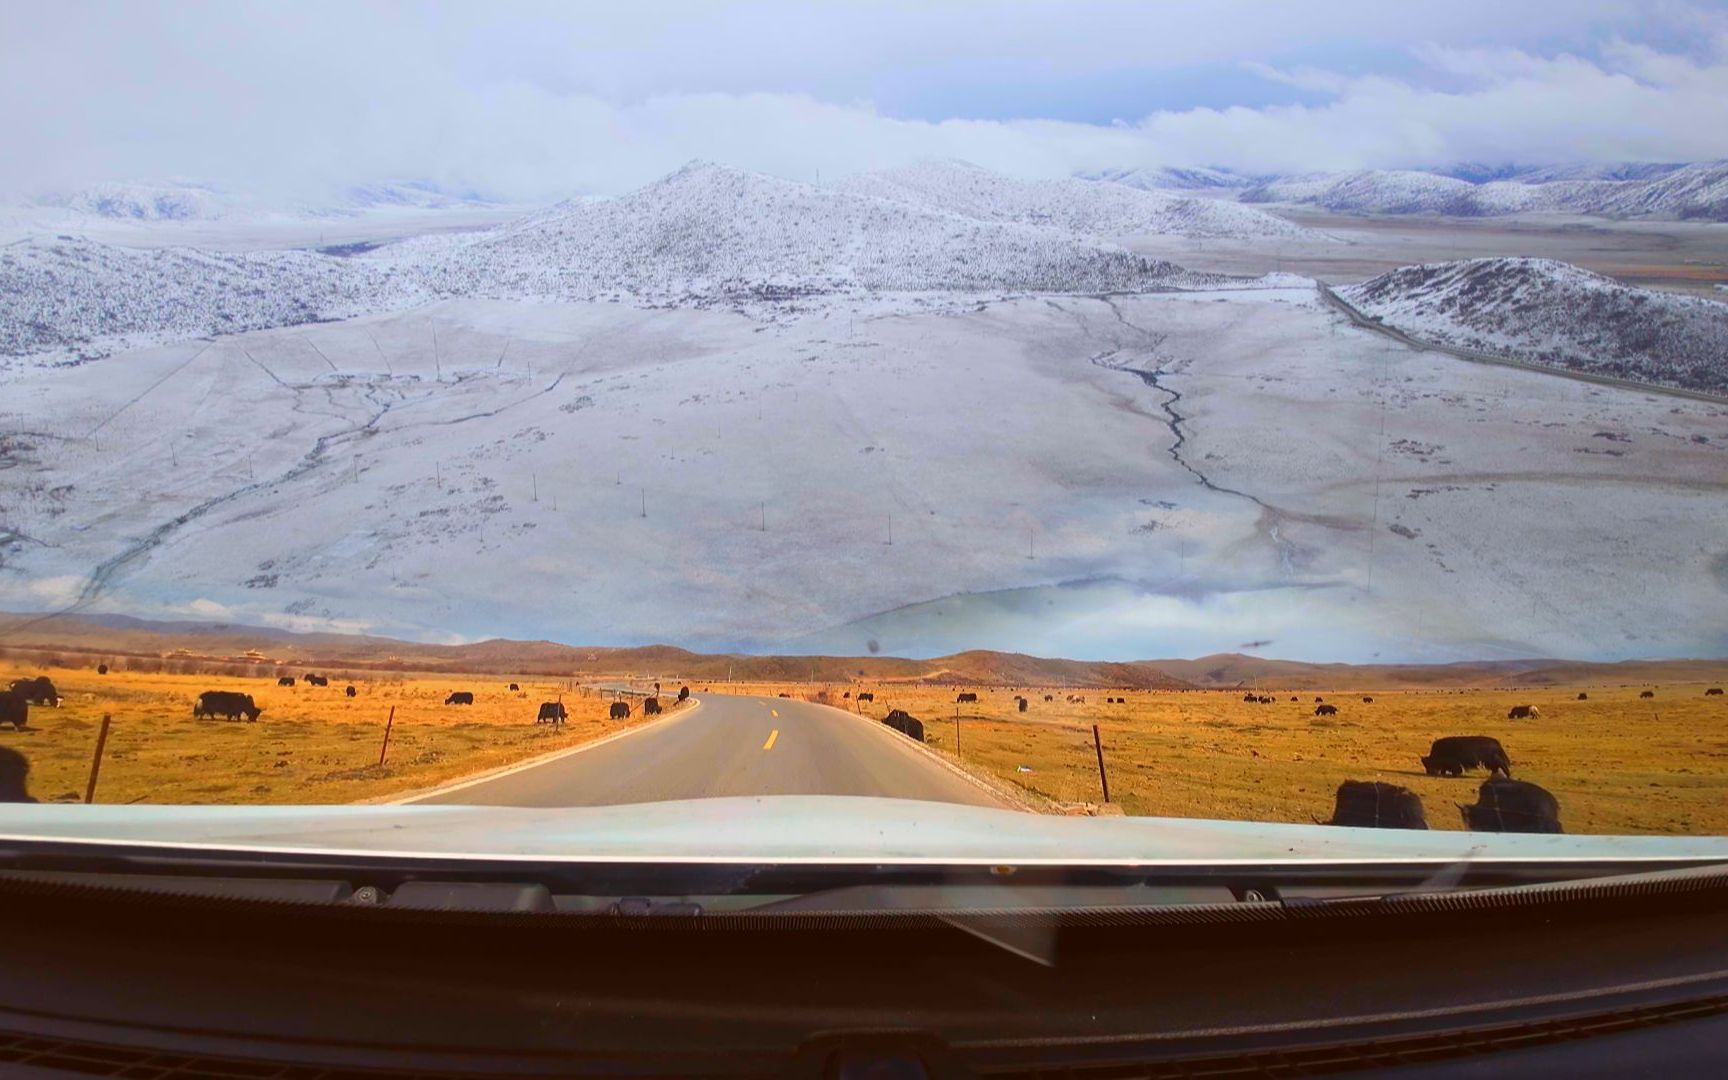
[770,708,778,718]
[762,728,779,750]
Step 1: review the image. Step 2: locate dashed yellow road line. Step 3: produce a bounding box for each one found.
[762,728,779,750]
[770,709,778,718]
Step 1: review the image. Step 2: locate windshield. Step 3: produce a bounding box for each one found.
[0,1,1725,854]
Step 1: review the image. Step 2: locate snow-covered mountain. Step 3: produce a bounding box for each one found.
[1076,164,1256,191]
[0,236,413,360]
[32,180,261,222]
[1242,163,1728,220]
[398,160,1231,302]
[1,161,1242,363]
[1340,258,1728,394]
[840,159,1314,240]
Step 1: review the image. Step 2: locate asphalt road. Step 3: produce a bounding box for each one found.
[411,694,1007,808]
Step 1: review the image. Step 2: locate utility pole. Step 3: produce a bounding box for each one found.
[532,473,538,502]
[759,503,766,532]
[640,488,647,518]
[432,327,441,380]
[1093,724,1111,803]
[886,515,893,546]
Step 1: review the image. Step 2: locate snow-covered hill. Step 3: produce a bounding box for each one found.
[1340,258,1728,393]
[1242,163,1728,220]
[840,159,1313,239]
[1075,164,1255,191]
[2,162,1247,364]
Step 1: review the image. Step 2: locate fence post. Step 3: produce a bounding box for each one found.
[955,711,961,757]
[378,706,396,766]
[84,714,113,804]
[1092,723,1110,803]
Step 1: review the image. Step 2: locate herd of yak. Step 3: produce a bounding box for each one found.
[3,672,1726,833]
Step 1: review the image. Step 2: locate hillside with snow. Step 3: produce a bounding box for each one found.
[2,162,1246,364]
[1340,258,1728,393]
[839,160,1315,240]
[1077,165,1255,191]
[1242,162,1728,220]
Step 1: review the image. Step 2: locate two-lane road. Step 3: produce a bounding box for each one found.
[410,694,1006,808]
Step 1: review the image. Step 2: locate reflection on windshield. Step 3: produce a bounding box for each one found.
[1,4,1726,847]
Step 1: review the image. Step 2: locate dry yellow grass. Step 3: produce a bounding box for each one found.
[749,681,1728,835]
[0,663,661,805]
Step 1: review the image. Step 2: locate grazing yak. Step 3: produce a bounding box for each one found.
[1017,697,1028,713]
[345,685,357,697]
[1314,697,1324,703]
[305,674,329,687]
[644,697,662,716]
[97,664,109,675]
[1640,690,1655,699]
[8,677,60,707]
[194,691,262,722]
[609,702,631,720]
[1707,688,1724,697]
[1314,704,1339,717]
[278,676,296,687]
[444,691,474,706]
[1460,778,1563,834]
[1507,704,1539,719]
[883,709,926,742]
[1326,781,1428,830]
[1577,692,1589,700]
[1361,696,1374,704]
[857,692,874,703]
[956,692,978,704]
[678,686,690,702]
[536,702,567,725]
[1420,735,1512,778]
[1044,694,1054,702]
[0,691,27,731]
[508,683,520,691]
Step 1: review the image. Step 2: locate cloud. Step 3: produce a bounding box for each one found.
[1,1,1725,201]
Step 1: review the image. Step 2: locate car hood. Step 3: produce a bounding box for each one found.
[1,796,1726,864]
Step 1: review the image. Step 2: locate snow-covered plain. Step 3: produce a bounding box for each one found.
[2,286,1723,662]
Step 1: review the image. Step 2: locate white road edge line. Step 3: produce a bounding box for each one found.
[381,697,702,806]
[810,698,1033,812]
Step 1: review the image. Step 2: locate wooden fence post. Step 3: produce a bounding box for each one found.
[1092,723,1111,803]
[378,706,397,766]
[84,714,112,804]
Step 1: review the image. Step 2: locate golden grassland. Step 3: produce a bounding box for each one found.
[0,662,663,805]
[744,681,1728,835]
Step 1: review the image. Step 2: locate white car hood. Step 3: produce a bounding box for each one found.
[1,796,1725,865]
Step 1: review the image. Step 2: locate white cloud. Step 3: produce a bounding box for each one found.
[1,1,1725,200]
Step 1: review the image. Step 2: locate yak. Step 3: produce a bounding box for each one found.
[536,702,567,725]
[0,691,27,731]
[883,709,926,743]
[1420,735,1512,778]
[1460,779,1563,834]
[8,677,59,707]
[1326,781,1428,830]
[444,691,474,706]
[194,691,262,722]
[609,702,631,720]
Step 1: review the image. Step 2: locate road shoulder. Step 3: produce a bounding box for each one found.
[374,698,701,805]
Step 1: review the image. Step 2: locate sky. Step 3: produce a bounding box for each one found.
[3,0,1728,202]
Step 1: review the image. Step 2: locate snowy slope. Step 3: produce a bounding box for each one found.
[1,162,1240,364]
[1242,163,1728,220]
[840,159,1314,239]
[0,237,413,361]
[1340,258,1728,393]
[1076,165,1255,191]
